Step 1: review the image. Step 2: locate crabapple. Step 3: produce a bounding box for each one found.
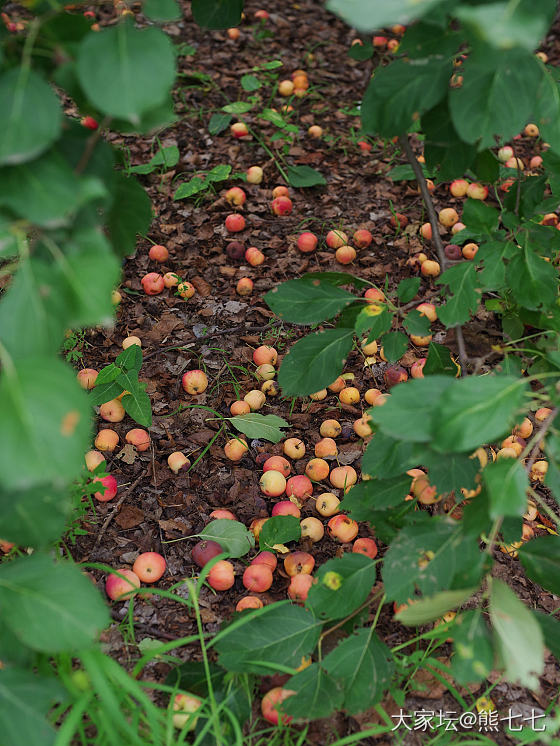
[77,368,98,389]
[288,573,314,602]
[272,186,290,198]
[85,450,105,471]
[236,277,254,296]
[535,407,553,422]
[284,551,314,576]
[164,272,180,288]
[182,370,208,395]
[390,212,408,229]
[261,687,296,726]
[99,399,125,423]
[250,517,269,540]
[95,429,119,452]
[192,540,223,568]
[329,466,357,490]
[283,438,306,459]
[444,243,462,260]
[178,281,195,299]
[530,155,543,169]
[224,437,248,461]
[225,187,246,206]
[328,514,359,542]
[358,140,372,152]
[286,474,313,500]
[308,125,322,138]
[263,456,291,476]
[416,302,437,322]
[498,146,514,162]
[255,363,275,380]
[230,122,248,138]
[373,35,387,47]
[326,230,348,249]
[260,470,287,497]
[227,27,240,40]
[421,260,441,277]
[236,596,263,611]
[245,247,265,266]
[300,517,324,542]
[310,389,328,401]
[253,345,278,366]
[335,245,356,264]
[226,240,245,260]
[449,179,468,198]
[271,500,301,518]
[384,366,408,388]
[353,537,378,559]
[466,183,488,200]
[462,242,478,260]
[320,419,342,438]
[410,358,426,379]
[305,458,330,482]
[297,232,318,253]
[111,289,122,305]
[244,389,266,410]
[251,551,277,571]
[530,460,548,482]
[420,223,432,240]
[243,563,273,592]
[0,540,15,553]
[364,388,383,405]
[339,386,360,404]
[93,474,118,502]
[278,79,294,96]
[225,214,246,232]
[81,116,98,130]
[314,438,338,458]
[122,336,141,349]
[513,417,533,439]
[168,451,190,473]
[353,229,372,248]
[105,569,140,600]
[149,244,169,262]
[505,156,524,170]
[133,552,166,583]
[271,196,293,215]
[315,492,340,516]
[125,428,150,452]
[438,208,459,227]
[230,400,251,415]
[208,560,235,591]
[452,222,466,234]
[210,509,236,521]
[353,414,373,438]
[364,287,385,303]
[525,123,539,137]
[141,272,164,295]
[327,376,346,393]
[246,166,263,184]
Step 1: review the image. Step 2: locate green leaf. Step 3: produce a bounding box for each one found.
[0,213,18,258]
[437,263,481,327]
[506,245,558,311]
[265,278,356,325]
[143,0,181,21]
[534,612,560,663]
[284,663,343,719]
[107,173,152,256]
[260,108,287,128]
[348,41,374,61]
[0,483,71,548]
[422,100,477,182]
[534,68,560,152]
[89,381,124,406]
[222,101,253,114]
[355,305,393,340]
[95,363,122,387]
[215,603,321,673]
[461,199,500,234]
[452,610,494,685]
[361,58,451,137]
[403,309,431,337]
[241,74,261,92]
[230,413,289,443]
[489,579,544,689]
[483,459,529,519]
[371,376,453,443]
[519,536,560,596]
[0,357,90,490]
[116,344,143,371]
[306,554,377,621]
[340,475,412,521]
[322,630,392,713]
[397,277,421,303]
[0,554,109,652]
[259,516,301,551]
[422,450,480,495]
[0,68,62,166]
[166,661,224,694]
[206,164,232,182]
[122,389,152,427]
[432,376,527,453]
[199,519,254,558]
[396,587,477,625]
[361,433,428,480]
[77,21,175,124]
[325,0,447,32]
[303,271,370,290]
[173,176,209,200]
[208,112,232,135]
[278,329,355,396]
[449,48,542,149]
[424,343,458,377]
[129,145,179,174]
[0,669,65,746]
[192,0,243,28]
[455,1,555,52]
[379,331,409,362]
[387,164,429,181]
[286,165,326,188]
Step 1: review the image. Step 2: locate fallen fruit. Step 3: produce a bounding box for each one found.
[244,389,266,410]
[149,244,169,262]
[246,166,263,184]
[271,500,301,517]
[105,569,140,600]
[305,458,330,482]
[192,540,223,568]
[209,509,237,520]
[236,596,263,611]
[207,560,235,591]
[335,245,357,264]
[172,693,203,730]
[283,438,306,459]
[230,122,249,138]
[225,214,246,232]
[85,450,105,471]
[271,196,293,215]
[245,247,265,266]
[261,687,296,726]
[284,551,315,575]
[242,563,273,592]
[329,466,357,490]
[93,474,118,502]
[133,552,166,583]
[438,208,459,227]
[285,474,313,500]
[182,369,208,395]
[297,232,318,253]
[168,451,190,473]
[260,470,287,497]
[99,399,125,423]
[326,229,348,249]
[315,492,340,516]
[77,368,98,390]
[225,187,246,206]
[236,277,254,296]
[95,429,119,452]
[319,419,342,438]
[300,516,324,542]
[141,272,165,295]
[263,455,291,476]
[353,537,378,559]
[251,551,278,571]
[224,437,248,461]
[328,514,359,542]
[122,335,141,349]
[353,229,373,248]
[125,428,150,452]
[314,437,338,458]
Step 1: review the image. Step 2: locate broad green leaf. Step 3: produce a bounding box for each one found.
[355,305,393,340]
[477,239,512,291]
[0,68,61,166]
[534,612,560,663]
[129,145,179,174]
[208,112,232,135]
[77,22,175,123]
[199,519,254,558]
[192,0,243,28]
[403,309,431,337]
[449,48,542,149]
[0,357,90,490]
[303,271,369,289]
[461,199,500,234]
[94,363,122,387]
[519,536,560,596]
[361,58,452,137]
[116,344,143,371]
[432,376,526,453]
[422,100,477,182]
[437,263,481,327]
[284,663,343,719]
[424,342,458,377]
[483,458,529,519]
[278,328,355,396]
[89,381,124,406]
[534,68,560,152]
[371,376,453,443]
[241,74,261,92]
[400,23,463,60]
[265,278,355,325]
[259,516,301,551]
[397,277,421,303]
[0,213,18,258]
[0,669,65,746]
[348,41,374,61]
[388,164,429,181]
[122,389,152,427]
[215,603,321,673]
[0,483,71,548]
[340,475,412,521]
[422,450,480,494]
[326,0,446,32]
[286,165,326,188]
[206,164,231,182]
[260,108,286,128]
[379,331,408,362]
[489,579,544,690]
[143,0,181,21]
[230,413,289,443]
[322,630,392,713]
[306,554,377,621]
[361,433,428,480]
[106,173,152,256]
[222,101,253,114]
[173,176,209,200]
[456,1,555,52]
[452,610,494,685]
[166,661,224,694]
[0,554,109,652]
[506,245,558,310]
[397,587,477,625]
[110,95,177,134]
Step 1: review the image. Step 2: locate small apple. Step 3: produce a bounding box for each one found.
[251,551,277,571]
[224,437,248,461]
[314,437,338,458]
[230,122,249,138]
[225,214,246,232]
[141,272,165,295]
[315,492,340,516]
[513,417,533,439]
[278,79,294,96]
[122,336,141,349]
[94,429,119,452]
[236,277,254,296]
[449,179,469,198]
[284,551,315,576]
[498,146,514,163]
[335,245,356,264]
[209,509,236,521]
[271,196,293,215]
[253,345,278,365]
[93,474,118,502]
[263,455,291,476]
[320,419,342,438]
[353,414,373,438]
[300,517,324,542]
[339,386,360,404]
[77,368,98,390]
[286,474,313,501]
[462,242,478,260]
[250,517,269,540]
[308,125,322,138]
[420,223,432,240]
[466,183,488,200]
[309,389,328,401]
[384,366,408,388]
[305,458,330,482]
[81,115,99,130]
[236,596,263,611]
[524,500,538,522]
[505,156,524,170]
[225,187,246,206]
[230,400,251,415]
[326,230,348,248]
[105,568,140,600]
[535,407,553,423]
[99,399,125,423]
[85,449,106,471]
[364,287,385,302]
[125,428,150,452]
[192,540,223,568]
[243,563,273,592]
[452,221,466,234]
[227,27,240,40]
[172,692,203,731]
[149,244,169,262]
[416,302,437,322]
[444,243,462,260]
[168,451,190,473]
[530,155,543,169]
[287,573,314,602]
[327,376,345,393]
[358,140,372,152]
[272,186,290,198]
[353,229,372,248]
[182,370,208,395]
[530,460,548,482]
[226,241,245,260]
[525,123,539,137]
[111,289,122,305]
[438,208,459,228]
[207,560,235,591]
[410,358,426,378]
[283,438,306,459]
[372,35,387,47]
[243,389,266,410]
[245,247,265,266]
[262,380,278,396]
[255,363,275,381]
[260,470,287,497]
[421,259,441,277]
[297,232,318,253]
[364,388,383,405]
[387,38,399,52]
[164,272,180,288]
[246,166,263,184]
[133,551,166,583]
[261,687,296,726]
[0,540,15,553]
[329,466,357,490]
[390,212,408,229]
[353,537,378,559]
[177,281,195,299]
[271,500,301,518]
[328,514,359,542]
[410,333,432,347]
